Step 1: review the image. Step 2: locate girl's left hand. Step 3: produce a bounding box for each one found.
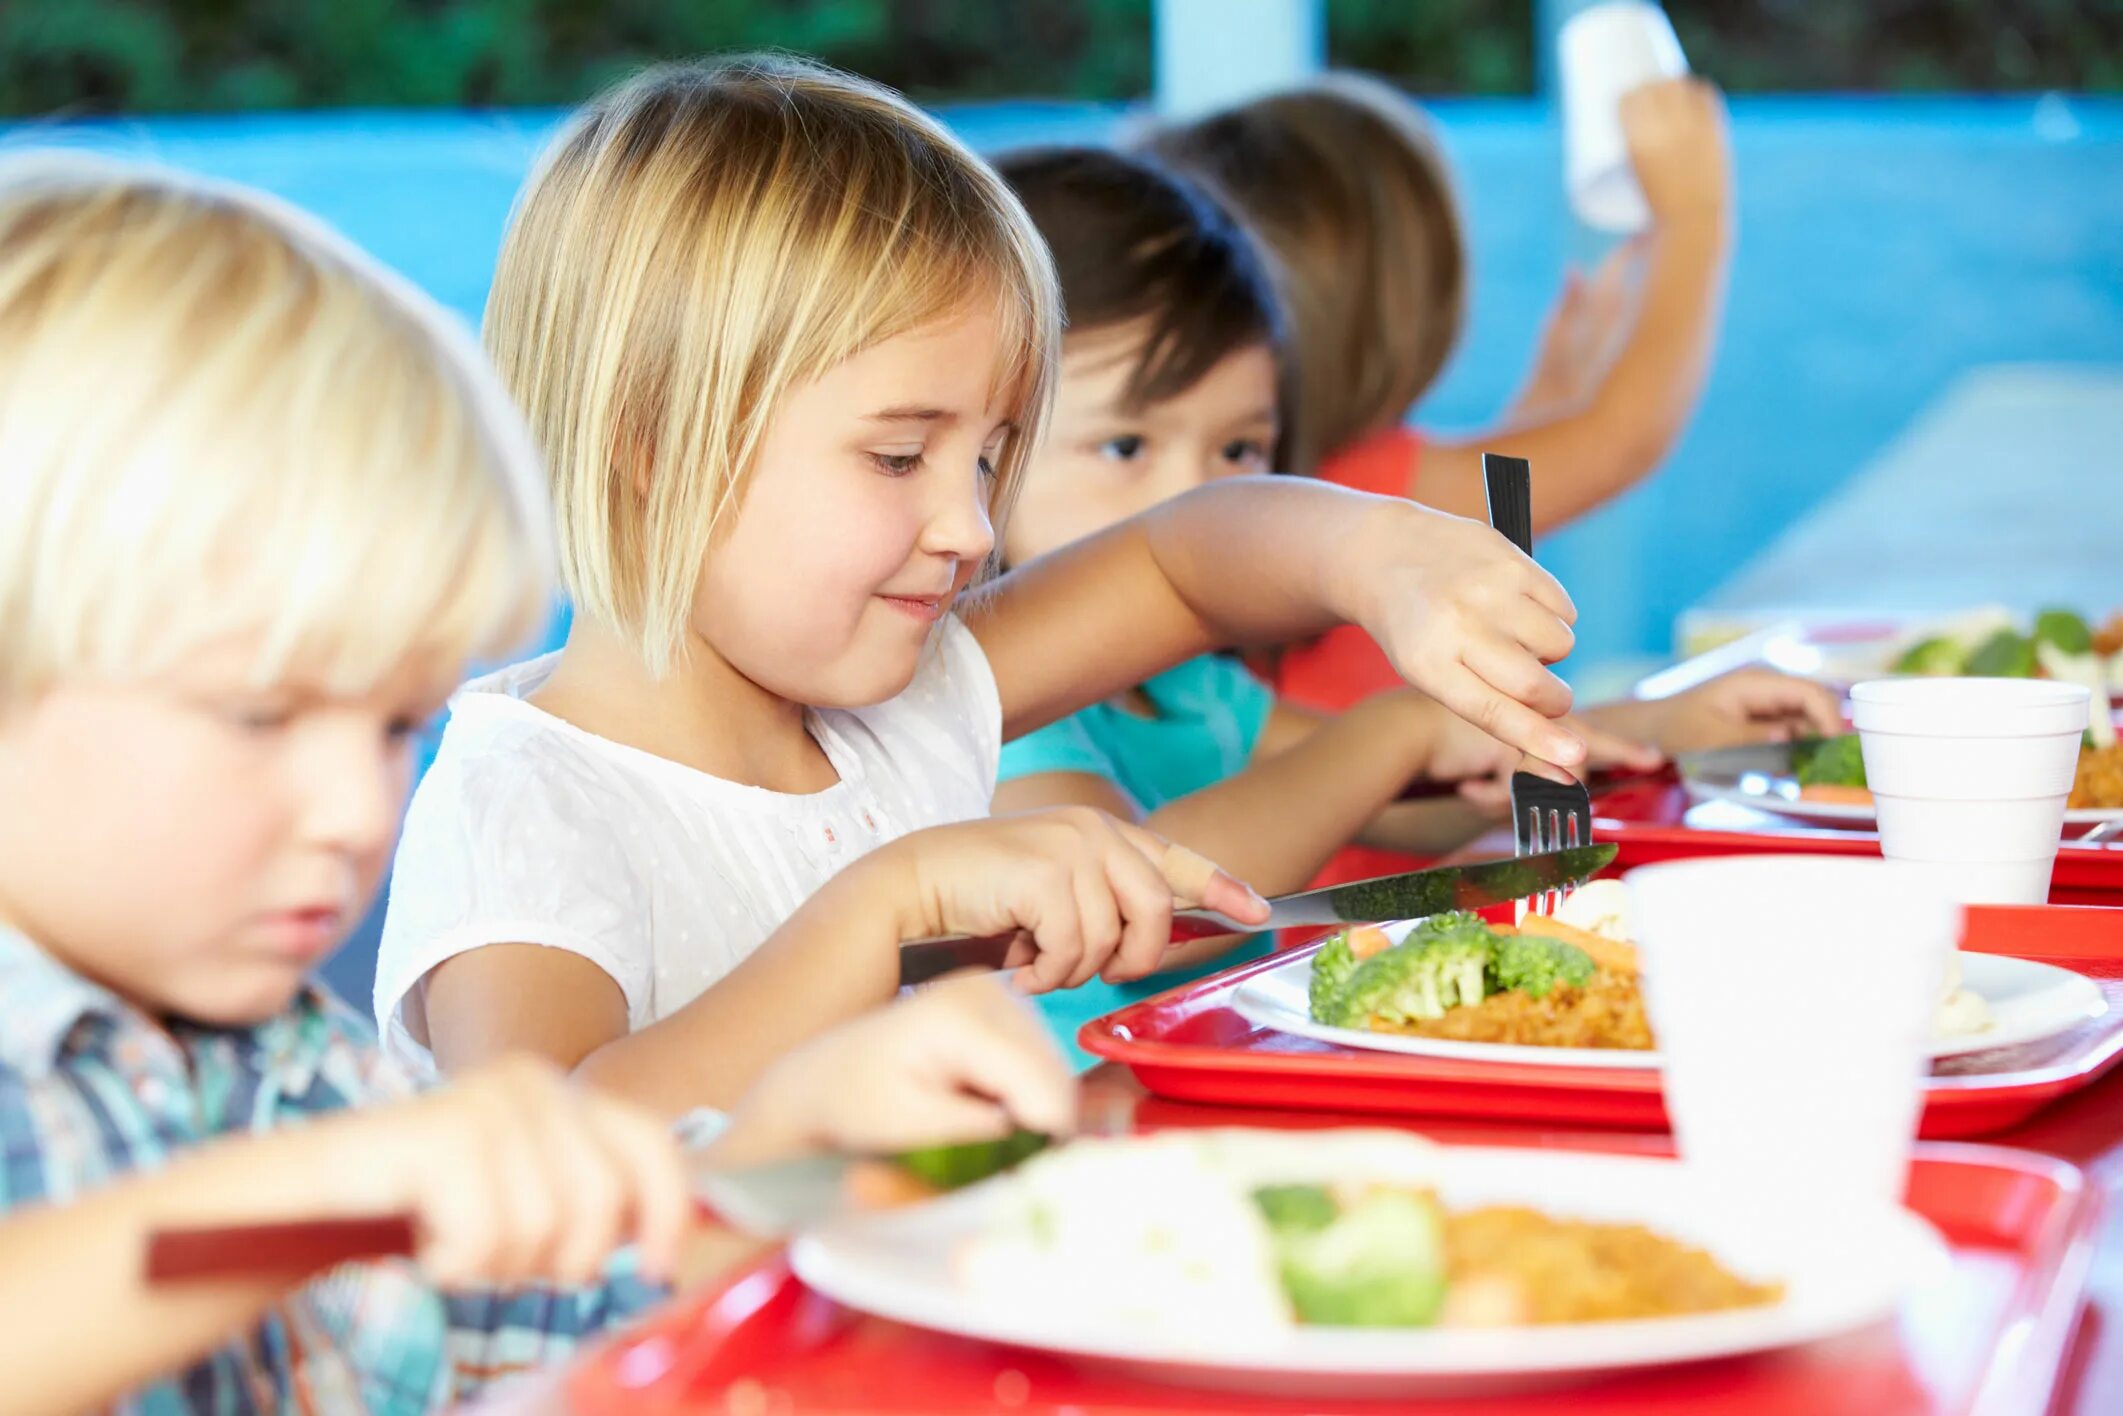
[1341,501,1584,770]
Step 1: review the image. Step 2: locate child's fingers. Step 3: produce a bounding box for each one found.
[1099,820,1184,981]
[1065,860,1124,989]
[1577,718,1664,772]
[536,1102,634,1288]
[1502,592,1578,665]
[935,983,1079,1137]
[1019,864,1087,994]
[1436,662,1584,768]
[1461,637,1575,721]
[1506,557,1578,626]
[584,1101,693,1285]
[1197,869,1271,927]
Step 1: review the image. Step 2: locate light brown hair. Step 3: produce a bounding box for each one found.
[1144,73,1467,475]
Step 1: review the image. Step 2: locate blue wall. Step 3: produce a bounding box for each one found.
[8,94,2118,1003]
[12,94,2116,670]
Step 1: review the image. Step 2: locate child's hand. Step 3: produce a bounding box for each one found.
[1616,667,1845,755]
[717,974,1076,1166]
[1511,240,1642,422]
[1621,77,1731,225]
[332,1057,692,1288]
[1445,713,1665,814]
[1343,502,1583,770]
[881,809,1269,992]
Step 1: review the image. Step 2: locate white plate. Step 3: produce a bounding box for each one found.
[790,1143,1949,1396]
[1675,739,2123,833]
[1229,948,2105,1070]
[1679,774,2123,832]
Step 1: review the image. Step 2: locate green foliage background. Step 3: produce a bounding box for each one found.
[1,0,2117,116]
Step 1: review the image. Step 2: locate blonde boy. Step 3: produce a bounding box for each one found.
[0,155,1078,1415]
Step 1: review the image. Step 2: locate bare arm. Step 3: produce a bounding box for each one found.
[1416,81,1733,534]
[993,697,1426,906]
[965,476,1581,766]
[424,858,911,1119]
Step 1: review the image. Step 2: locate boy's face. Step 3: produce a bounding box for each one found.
[0,636,449,1027]
[1002,322,1278,567]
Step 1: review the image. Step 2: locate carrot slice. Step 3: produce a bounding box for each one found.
[1515,915,1640,976]
[1798,783,1875,806]
[1346,924,1394,960]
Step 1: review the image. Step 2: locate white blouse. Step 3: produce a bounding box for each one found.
[373,616,1001,1078]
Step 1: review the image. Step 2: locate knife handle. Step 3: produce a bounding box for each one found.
[896,913,1251,987]
[146,1214,419,1282]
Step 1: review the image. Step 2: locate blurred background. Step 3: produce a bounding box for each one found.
[2,0,2116,997]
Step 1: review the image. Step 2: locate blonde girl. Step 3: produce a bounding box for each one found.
[377,57,1581,1117]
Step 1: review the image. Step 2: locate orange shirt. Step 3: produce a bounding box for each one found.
[1269,427,1430,904]
[1273,426,1421,714]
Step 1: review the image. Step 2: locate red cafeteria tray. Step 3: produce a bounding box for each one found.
[1080,904,2123,1139]
[566,1143,2099,1416]
[1590,775,2123,904]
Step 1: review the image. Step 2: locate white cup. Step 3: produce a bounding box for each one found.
[1558,1,1688,232]
[1852,677,2091,905]
[1629,855,1957,1251]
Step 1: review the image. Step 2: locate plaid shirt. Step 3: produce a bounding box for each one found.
[0,928,665,1414]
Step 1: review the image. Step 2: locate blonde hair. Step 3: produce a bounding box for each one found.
[0,154,551,704]
[486,55,1060,677]
[1144,73,1467,476]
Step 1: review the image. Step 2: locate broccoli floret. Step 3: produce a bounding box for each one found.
[2036,608,2095,657]
[1489,933,1596,1000]
[1328,929,1492,1027]
[1967,629,2037,678]
[1892,636,1969,676]
[1253,1185,1447,1327]
[1793,733,1868,788]
[1308,932,1361,1020]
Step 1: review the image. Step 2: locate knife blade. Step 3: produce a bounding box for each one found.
[896,843,1617,986]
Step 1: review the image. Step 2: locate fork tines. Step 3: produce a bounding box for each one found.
[1509,770,1594,918]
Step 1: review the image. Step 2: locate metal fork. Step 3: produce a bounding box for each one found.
[1484,452,1594,918]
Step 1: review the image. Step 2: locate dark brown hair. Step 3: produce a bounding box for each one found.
[1143,73,1467,476]
[996,145,1283,419]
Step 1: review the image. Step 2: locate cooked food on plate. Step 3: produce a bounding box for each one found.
[1889,606,2118,748]
[1307,908,1652,1051]
[957,1131,1781,1332]
[1790,731,2123,812]
[1305,877,1992,1047]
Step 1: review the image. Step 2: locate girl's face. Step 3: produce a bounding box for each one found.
[0,637,448,1027]
[692,300,1013,710]
[1002,321,1278,567]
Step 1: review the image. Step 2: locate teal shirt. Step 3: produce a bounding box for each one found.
[999,655,1279,1067]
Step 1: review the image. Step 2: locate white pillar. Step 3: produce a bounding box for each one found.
[1153,0,1325,119]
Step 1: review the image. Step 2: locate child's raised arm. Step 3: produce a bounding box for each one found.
[1414,78,1733,534]
[967,474,1584,767]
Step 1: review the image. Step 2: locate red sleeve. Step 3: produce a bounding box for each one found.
[1270,428,1423,714]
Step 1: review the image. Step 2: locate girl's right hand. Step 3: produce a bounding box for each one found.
[878,808,1269,992]
[322,1056,693,1289]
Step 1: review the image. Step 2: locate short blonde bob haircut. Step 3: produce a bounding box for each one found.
[0,153,551,705]
[1145,73,1467,477]
[485,55,1061,677]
